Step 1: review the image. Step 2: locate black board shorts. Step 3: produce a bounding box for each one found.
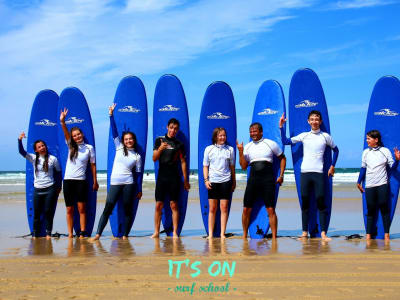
[243,161,275,208]
[208,180,232,200]
[63,179,88,207]
[155,176,181,202]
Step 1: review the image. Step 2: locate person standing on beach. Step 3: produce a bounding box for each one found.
[203,127,236,239]
[237,122,286,239]
[151,118,190,239]
[60,108,99,238]
[18,132,61,239]
[357,130,400,241]
[280,110,339,241]
[93,103,142,240]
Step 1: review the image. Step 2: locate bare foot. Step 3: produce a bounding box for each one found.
[68,234,73,239]
[46,235,51,240]
[297,232,308,240]
[384,233,390,242]
[32,236,36,240]
[173,233,179,239]
[220,235,226,240]
[321,232,331,241]
[366,234,371,240]
[207,235,214,240]
[92,234,100,241]
[122,236,128,240]
[150,232,159,239]
[242,235,248,240]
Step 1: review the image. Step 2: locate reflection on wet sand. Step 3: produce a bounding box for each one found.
[28,238,54,256]
[67,238,96,257]
[152,237,186,255]
[13,235,400,257]
[204,238,229,255]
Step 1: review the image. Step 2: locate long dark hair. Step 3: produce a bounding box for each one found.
[122,131,137,156]
[33,140,49,174]
[367,129,384,147]
[211,127,227,144]
[69,127,82,161]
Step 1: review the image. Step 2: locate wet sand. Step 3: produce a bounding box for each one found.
[1,184,400,299]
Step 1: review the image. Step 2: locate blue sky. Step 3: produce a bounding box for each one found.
[1,0,400,170]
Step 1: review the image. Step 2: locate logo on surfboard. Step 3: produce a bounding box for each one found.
[207,112,230,119]
[65,117,84,124]
[374,108,399,117]
[35,119,56,126]
[118,106,140,113]
[257,108,278,115]
[295,100,318,108]
[159,105,180,112]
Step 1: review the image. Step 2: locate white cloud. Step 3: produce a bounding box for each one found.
[329,0,395,9]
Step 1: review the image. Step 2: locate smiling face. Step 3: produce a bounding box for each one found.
[216,130,226,145]
[123,133,135,148]
[307,114,322,131]
[366,135,379,148]
[34,141,47,155]
[166,123,179,138]
[250,125,262,142]
[71,128,84,144]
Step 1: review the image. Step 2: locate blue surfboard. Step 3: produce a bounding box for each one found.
[153,74,190,236]
[26,90,60,236]
[248,80,286,239]
[198,81,237,237]
[108,76,148,237]
[58,87,97,237]
[289,68,332,237]
[363,76,400,239]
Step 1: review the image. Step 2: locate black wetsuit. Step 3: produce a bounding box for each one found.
[154,135,185,202]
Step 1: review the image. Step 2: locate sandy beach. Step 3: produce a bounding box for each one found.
[1,181,400,299]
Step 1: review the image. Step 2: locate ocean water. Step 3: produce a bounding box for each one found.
[0,168,360,187]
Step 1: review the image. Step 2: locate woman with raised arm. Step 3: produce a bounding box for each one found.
[357,130,400,241]
[60,108,98,238]
[18,132,61,239]
[93,103,142,240]
[203,127,236,239]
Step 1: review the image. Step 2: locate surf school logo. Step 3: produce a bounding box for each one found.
[295,100,318,108]
[65,117,84,124]
[159,105,180,112]
[374,108,399,117]
[207,112,230,119]
[35,119,56,126]
[118,106,140,113]
[257,108,278,115]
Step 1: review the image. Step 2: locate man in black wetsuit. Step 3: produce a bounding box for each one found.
[151,118,190,238]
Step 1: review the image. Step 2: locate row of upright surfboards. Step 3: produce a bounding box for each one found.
[26,69,400,239]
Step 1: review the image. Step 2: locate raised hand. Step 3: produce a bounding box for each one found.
[60,108,68,123]
[109,103,116,116]
[279,112,287,128]
[236,140,244,153]
[18,131,26,140]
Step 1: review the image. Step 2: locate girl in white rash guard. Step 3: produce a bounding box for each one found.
[60,108,99,238]
[280,110,339,241]
[18,132,61,239]
[203,127,236,239]
[357,130,400,241]
[94,103,142,240]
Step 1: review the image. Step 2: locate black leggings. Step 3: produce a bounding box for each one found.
[365,184,391,234]
[33,184,58,237]
[300,172,328,232]
[96,184,136,237]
